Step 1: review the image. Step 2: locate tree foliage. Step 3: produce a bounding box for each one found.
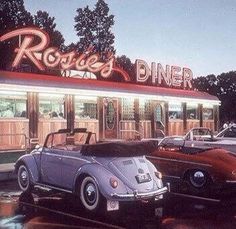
[74,0,115,60]
[113,55,135,82]
[194,71,236,125]
[193,74,219,95]
[0,1,65,74]
[34,10,65,50]
[0,0,33,70]
[0,0,33,32]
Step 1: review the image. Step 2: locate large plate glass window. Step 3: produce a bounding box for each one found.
[169,102,183,120]
[75,96,97,119]
[203,105,213,120]
[187,103,198,119]
[0,91,27,118]
[139,99,152,120]
[122,98,135,120]
[39,93,65,119]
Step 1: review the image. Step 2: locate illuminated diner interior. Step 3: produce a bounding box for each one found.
[0,70,220,151]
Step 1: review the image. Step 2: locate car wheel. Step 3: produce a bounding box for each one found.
[188,170,208,188]
[80,176,102,212]
[17,164,32,192]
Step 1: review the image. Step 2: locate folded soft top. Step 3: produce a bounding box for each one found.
[80,141,157,157]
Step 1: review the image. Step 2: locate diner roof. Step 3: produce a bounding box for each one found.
[0,71,220,105]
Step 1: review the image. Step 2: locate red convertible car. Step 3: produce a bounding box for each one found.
[147,137,236,201]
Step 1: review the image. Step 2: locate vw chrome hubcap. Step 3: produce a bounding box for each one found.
[84,183,96,205]
[20,169,28,188]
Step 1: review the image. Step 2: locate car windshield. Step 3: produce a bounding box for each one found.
[185,128,212,141]
[158,137,212,154]
[159,137,185,148]
[192,128,211,136]
[45,132,96,150]
[217,126,236,138]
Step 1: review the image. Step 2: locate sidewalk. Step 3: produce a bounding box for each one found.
[0,163,16,181]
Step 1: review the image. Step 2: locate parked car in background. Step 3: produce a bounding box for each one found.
[217,124,236,140]
[147,136,236,201]
[176,127,236,154]
[15,128,168,213]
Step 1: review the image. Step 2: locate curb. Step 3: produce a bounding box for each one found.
[0,171,17,181]
[0,163,16,181]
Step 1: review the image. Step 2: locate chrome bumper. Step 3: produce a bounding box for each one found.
[226,180,236,183]
[111,185,169,200]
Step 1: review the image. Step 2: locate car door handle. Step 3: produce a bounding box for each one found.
[58,157,62,160]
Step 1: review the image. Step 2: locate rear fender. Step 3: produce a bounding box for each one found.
[15,154,39,184]
[73,163,129,200]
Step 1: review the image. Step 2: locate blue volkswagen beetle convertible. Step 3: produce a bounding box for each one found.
[15,128,168,212]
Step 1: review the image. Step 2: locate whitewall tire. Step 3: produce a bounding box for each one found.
[17,164,32,192]
[80,176,101,212]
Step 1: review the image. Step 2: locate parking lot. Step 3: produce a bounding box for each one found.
[0,180,236,229]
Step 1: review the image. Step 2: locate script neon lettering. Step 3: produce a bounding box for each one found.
[0,27,130,81]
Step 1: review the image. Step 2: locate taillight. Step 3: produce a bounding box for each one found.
[155,171,162,179]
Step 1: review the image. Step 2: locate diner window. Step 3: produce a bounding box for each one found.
[139,99,152,120]
[122,98,135,120]
[0,92,27,118]
[169,103,183,120]
[187,104,198,119]
[75,96,97,119]
[203,107,213,120]
[39,93,65,119]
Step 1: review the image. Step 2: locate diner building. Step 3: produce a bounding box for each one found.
[0,70,220,151]
[0,27,220,151]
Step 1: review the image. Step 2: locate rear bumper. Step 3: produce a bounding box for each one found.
[110,185,169,201]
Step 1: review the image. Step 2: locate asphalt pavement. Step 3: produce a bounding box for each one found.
[0,180,236,229]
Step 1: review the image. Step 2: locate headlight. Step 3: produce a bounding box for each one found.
[155,171,162,179]
[110,177,118,188]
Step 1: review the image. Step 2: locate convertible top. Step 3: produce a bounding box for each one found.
[80,141,157,157]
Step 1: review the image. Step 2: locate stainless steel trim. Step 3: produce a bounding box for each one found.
[226,180,236,183]
[171,192,220,202]
[163,175,181,179]
[43,152,90,163]
[111,186,168,200]
[148,156,212,167]
[34,183,72,193]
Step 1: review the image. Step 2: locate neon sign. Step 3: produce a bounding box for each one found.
[0,27,130,81]
[136,59,193,89]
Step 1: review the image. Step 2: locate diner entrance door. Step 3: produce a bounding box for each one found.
[103,98,118,139]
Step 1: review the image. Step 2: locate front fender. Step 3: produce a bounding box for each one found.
[73,163,129,200]
[15,154,39,184]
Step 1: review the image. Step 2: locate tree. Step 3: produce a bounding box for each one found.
[93,0,115,58]
[74,0,115,60]
[217,71,236,123]
[74,6,94,53]
[0,0,33,32]
[113,55,135,82]
[194,71,236,126]
[0,0,33,70]
[34,11,65,50]
[193,74,219,96]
